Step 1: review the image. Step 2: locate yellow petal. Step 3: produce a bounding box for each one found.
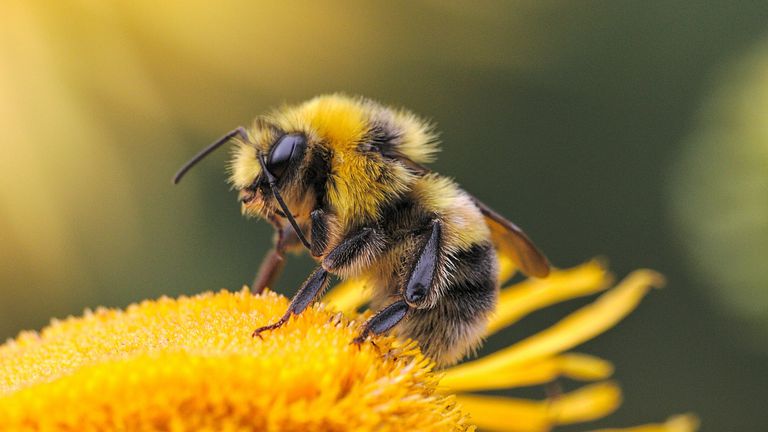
[488,260,612,335]
[325,260,609,324]
[589,414,700,432]
[456,381,621,432]
[323,276,370,314]
[444,270,664,381]
[497,252,517,284]
[550,381,622,424]
[442,353,613,392]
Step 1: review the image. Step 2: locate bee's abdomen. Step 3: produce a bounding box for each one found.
[365,174,498,365]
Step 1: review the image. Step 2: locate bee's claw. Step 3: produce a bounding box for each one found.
[351,332,383,356]
[252,316,288,338]
[351,333,368,347]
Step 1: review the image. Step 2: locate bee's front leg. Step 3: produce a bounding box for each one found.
[251,214,303,294]
[252,266,330,337]
[251,248,285,294]
[309,208,329,257]
[353,220,442,343]
[252,217,377,338]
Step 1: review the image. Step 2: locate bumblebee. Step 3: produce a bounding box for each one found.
[174,95,549,366]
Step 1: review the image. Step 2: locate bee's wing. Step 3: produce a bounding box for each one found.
[470,197,550,278]
[392,155,550,278]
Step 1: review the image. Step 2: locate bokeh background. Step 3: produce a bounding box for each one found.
[2,1,766,430]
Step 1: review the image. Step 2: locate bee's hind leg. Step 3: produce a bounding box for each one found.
[352,301,410,344]
[404,220,441,307]
[353,220,442,344]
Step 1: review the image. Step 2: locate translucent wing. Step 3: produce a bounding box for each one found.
[471,197,550,278]
[389,154,550,278]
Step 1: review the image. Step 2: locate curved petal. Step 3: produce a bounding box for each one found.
[497,252,517,284]
[444,270,664,381]
[442,353,613,392]
[488,260,612,335]
[588,414,700,432]
[456,381,621,432]
[323,277,370,314]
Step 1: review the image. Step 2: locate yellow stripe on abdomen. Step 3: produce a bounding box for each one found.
[411,174,490,253]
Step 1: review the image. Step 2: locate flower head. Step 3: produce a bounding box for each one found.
[0,261,697,431]
[0,289,469,431]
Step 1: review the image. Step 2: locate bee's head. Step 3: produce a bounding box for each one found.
[229,123,319,226]
[230,95,440,225]
[174,94,440,240]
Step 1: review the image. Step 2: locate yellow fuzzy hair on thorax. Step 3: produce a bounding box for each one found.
[411,174,490,252]
[270,95,416,225]
[274,95,368,152]
[230,94,441,226]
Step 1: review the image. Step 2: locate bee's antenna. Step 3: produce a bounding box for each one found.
[172,127,247,184]
[257,155,312,251]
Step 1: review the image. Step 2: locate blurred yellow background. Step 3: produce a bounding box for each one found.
[1,1,766,430]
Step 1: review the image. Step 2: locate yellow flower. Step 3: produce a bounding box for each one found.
[0,261,697,431]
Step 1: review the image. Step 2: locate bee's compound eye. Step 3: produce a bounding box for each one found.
[266,134,306,178]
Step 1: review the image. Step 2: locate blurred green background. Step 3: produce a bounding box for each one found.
[1,1,766,430]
